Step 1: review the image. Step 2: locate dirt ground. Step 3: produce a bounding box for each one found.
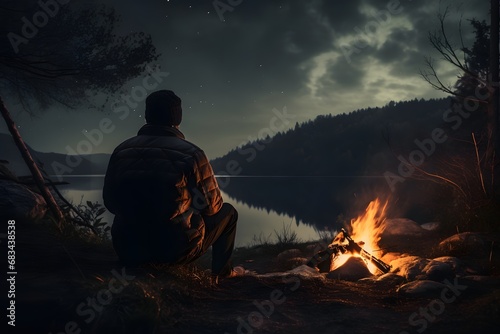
[10,221,500,334]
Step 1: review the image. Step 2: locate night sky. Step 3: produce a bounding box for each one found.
[0,0,490,159]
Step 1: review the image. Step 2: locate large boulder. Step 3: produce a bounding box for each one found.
[0,179,47,221]
[389,255,430,281]
[379,219,430,252]
[382,218,428,238]
[420,259,455,282]
[438,232,491,257]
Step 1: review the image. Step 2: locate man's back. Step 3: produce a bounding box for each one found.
[104,124,209,221]
[103,123,223,264]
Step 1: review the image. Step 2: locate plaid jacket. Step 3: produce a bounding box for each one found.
[103,124,223,264]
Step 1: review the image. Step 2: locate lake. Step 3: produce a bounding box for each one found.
[58,176,322,247]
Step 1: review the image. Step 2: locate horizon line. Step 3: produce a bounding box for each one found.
[50,174,387,178]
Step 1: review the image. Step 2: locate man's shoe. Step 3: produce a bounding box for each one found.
[226,266,246,278]
[212,266,246,284]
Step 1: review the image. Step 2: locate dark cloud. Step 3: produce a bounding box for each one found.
[319,0,365,33]
[2,0,490,158]
[321,58,366,92]
[389,50,425,78]
[376,39,407,64]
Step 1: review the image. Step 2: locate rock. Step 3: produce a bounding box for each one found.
[327,257,373,281]
[286,265,323,278]
[397,280,447,295]
[390,256,460,282]
[379,219,430,252]
[277,249,303,262]
[438,232,491,257]
[382,218,428,237]
[0,179,46,221]
[433,256,463,273]
[419,260,454,282]
[421,222,440,231]
[357,277,377,283]
[376,273,406,285]
[389,256,430,281]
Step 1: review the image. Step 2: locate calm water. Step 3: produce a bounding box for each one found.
[58,176,320,247]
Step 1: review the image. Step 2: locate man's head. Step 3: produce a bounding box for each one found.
[145,90,182,126]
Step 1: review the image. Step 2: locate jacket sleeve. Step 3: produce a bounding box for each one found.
[192,150,223,216]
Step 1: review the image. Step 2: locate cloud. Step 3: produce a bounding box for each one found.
[319,57,367,94]
[7,0,490,157]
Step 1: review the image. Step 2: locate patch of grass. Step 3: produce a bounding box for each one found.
[249,232,274,247]
[247,221,301,248]
[274,221,300,246]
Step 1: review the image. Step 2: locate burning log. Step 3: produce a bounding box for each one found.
[307,228,391,274]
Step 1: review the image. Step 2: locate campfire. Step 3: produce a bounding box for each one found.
[307,199,391,275]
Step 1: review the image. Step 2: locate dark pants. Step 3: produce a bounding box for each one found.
[200,203,238,276]
[112,203,237,275]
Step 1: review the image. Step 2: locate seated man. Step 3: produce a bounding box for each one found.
[103,90,239,278]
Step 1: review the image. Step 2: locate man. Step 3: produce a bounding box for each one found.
[103,90,240,278]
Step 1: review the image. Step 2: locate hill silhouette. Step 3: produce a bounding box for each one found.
[0,132,109,177]
[211,98,456,229]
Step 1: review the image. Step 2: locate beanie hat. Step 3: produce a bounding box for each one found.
[145,90,182,126]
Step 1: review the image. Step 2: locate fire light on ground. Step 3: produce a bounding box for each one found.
[329,199,389,274]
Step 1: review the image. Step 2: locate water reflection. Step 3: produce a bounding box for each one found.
[217,176,375,229]
[57,176,320,246]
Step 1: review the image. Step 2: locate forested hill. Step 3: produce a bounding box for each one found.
[210,98,457,225]
[211,98,452,178]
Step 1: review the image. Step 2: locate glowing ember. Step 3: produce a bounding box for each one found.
[330,199,389,274]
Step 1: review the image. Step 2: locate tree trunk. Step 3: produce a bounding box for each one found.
[489,0,499,192]
[0,97,65,224]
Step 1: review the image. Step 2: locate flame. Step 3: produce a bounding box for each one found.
[330,198,388,275]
